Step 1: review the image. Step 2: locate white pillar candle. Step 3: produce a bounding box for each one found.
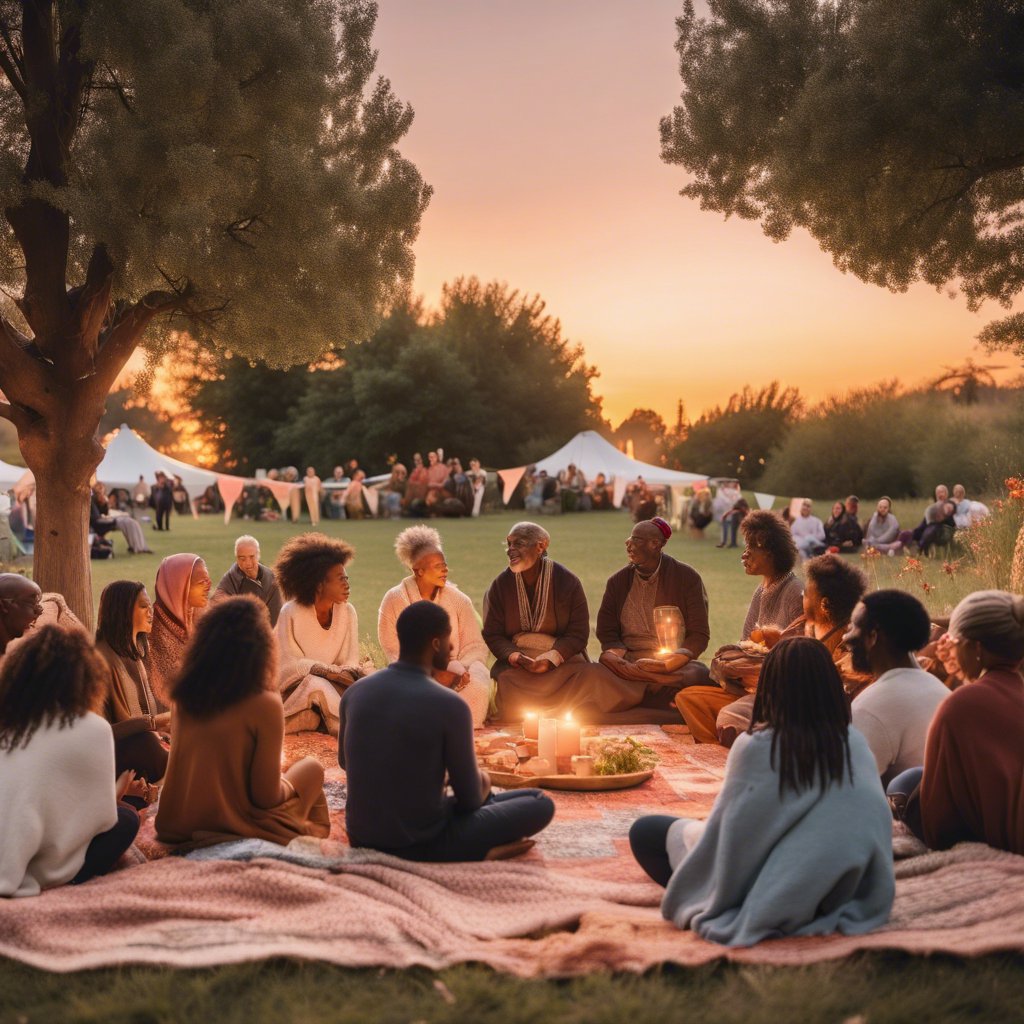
[556,714,581,758]
[523,712,539,740]
[538,718,560,766]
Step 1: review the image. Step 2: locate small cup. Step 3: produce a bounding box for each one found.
[571,755,595,778]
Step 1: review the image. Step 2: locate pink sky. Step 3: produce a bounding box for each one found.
[373,1,1010,427]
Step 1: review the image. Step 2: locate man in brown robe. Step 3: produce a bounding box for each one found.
[483,522,641,723]
[596,518,711,711]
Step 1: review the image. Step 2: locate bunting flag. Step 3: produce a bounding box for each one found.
[364,487,380,516]
[754,492,777,511]
[612,475,628,508]
[216,475,246,525]
[497,467,527,505]
[262,478,297,514]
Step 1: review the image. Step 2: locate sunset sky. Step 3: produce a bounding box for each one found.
[373,0,1013,427]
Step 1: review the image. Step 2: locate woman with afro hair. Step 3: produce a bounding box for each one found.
[377,526,492,727]
[273,533,370,734]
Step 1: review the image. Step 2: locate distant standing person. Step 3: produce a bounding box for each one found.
[341,601,555,861]
[151,472,174,532]
[212,535,283,626]
[303,466,322,526]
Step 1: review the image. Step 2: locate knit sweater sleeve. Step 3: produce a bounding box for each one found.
[338,605,361,668]
[377,587,403,665]
[275,604,320,689]
[741,587,763,641]
[451,587,489,667]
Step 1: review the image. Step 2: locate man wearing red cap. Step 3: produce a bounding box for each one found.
[596,518,712,709]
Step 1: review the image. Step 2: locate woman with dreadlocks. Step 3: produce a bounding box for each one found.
[628,636,894,946]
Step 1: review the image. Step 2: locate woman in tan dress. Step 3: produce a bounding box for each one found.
[156,597,330,846]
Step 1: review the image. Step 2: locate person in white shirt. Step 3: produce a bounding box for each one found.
[790,499,827,560]
[378,526,491,727]
[844,589,949,785]
[274,533,370,735]
[0,625,144,897]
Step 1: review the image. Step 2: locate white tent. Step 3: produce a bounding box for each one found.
[10,426,307,524]
[532,431,706,486]
[497,430,708,510]
[0,459,26,492]
[97,425,221,498]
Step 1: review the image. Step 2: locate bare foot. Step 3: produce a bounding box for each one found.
[483,838,536,861]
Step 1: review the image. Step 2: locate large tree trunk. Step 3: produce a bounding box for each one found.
[18,396,107,629]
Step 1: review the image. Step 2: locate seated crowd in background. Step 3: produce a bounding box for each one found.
[0,500,1020,954]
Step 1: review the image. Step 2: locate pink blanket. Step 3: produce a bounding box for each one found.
[2,726,1022,974]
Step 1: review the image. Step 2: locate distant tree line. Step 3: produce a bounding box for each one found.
[139,279,606,474]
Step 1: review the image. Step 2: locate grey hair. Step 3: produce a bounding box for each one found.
[234,534,260,556]
[394,525,443,570]
[950,589,1024,662]
[509,521,550,546]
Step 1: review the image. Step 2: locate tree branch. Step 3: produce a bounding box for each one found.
[0,14,25,91]
[0,312,53,420]
[67,243,114,365]
[92,289,187,395]
[0,32,26,98]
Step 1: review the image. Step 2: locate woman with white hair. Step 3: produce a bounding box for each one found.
[377,526,491,727]
[887,589,1024,855]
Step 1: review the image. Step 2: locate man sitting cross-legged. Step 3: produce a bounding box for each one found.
[339,601,555,861]
[596,518,711,717]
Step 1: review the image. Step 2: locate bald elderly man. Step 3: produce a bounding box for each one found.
[211,534,282,626]
[0,573,44,655]
[596,518,711,705]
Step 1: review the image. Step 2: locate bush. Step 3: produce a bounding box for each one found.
[762,385,1024,499]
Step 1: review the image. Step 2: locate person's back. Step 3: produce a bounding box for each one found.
[157,691,286,842]
[0,712,117,896]
[921,667,1023,853]
[342,601,555,861]
[852,666,949,785]
[340,662,481,850]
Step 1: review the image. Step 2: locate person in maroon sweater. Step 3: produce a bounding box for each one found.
[887,589,1024,854]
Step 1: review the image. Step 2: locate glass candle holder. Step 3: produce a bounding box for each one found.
[653,605,683,654]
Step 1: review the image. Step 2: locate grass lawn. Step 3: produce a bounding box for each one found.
[6,499,1020,1021]
[1,953,1022,1023]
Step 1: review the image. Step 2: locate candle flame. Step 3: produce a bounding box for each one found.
[565,712,573,722]
[659,647,670,654]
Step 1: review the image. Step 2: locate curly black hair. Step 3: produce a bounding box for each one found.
[803,554,867,627]
[740,509,797,575]
[171,597,274,719]
[0,625,105,750]
[273,532,355,606]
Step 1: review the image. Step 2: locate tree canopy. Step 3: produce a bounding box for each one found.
[0,0,429,621]
[661,0,1024,349]
[184,280,607,473]
[666,382,802,482]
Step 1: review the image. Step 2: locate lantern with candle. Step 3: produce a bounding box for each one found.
[653,605,683,656]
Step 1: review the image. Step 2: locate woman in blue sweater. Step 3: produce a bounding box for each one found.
[630,636,894,946]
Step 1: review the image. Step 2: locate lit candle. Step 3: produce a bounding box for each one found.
[556,712,581,759]
[523,711,539,740]
[538,718,559,766]
[571,755,595,777]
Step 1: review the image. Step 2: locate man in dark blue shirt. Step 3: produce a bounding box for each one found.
[339,601,554,861]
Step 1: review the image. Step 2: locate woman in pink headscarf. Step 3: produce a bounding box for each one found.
[145,554,212,708]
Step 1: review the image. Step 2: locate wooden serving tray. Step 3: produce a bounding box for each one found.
[487,769,654,792]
